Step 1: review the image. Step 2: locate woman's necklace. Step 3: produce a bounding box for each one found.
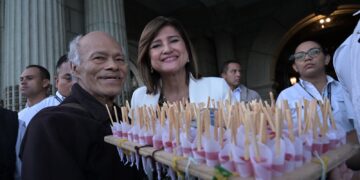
[159,88,189,105]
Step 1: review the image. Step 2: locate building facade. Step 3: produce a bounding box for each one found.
[0,0,359,110]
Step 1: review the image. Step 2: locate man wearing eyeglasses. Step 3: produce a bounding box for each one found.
[277,40,355,137]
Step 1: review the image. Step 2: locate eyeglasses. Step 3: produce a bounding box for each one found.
[289,48,322,62]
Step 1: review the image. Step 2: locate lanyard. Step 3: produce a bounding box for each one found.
[298,82,332,109]
[55,95,63,103]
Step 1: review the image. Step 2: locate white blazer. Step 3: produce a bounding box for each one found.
[131,76,230,108]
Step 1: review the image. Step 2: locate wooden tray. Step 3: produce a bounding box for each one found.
[104,135,359,180]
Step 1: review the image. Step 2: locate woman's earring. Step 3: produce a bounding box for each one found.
[187,59,190,63]
[151,66,154,73]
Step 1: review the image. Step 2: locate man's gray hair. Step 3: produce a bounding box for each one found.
[68,35,83,65]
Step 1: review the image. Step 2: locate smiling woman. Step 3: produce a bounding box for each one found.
[131,16,230,108]
[149,26,189,76]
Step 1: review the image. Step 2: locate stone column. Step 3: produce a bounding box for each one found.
[0,0,4,107]
[1,0,66,110]
[85,0,131,104]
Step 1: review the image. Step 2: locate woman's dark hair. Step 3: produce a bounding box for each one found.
[137,16,200,94]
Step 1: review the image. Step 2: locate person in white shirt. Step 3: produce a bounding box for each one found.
[131,16,230,108]
[334,11,360,141]
[221,60,261,102]
[47,54,74,105]
[18,65,55,126]
[276,40,357,178]
[277,40,355,134]
[16,65,53,179]
[333,11,360,175]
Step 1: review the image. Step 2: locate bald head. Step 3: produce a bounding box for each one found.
[80,32,122,51]
[68,31,124,65]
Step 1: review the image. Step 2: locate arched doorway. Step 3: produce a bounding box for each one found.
[275,5,360,94]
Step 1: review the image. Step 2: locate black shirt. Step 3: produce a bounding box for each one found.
[0,107,18,180]
[20,83,145,180]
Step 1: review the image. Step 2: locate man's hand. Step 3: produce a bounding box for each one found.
[329,163,354,180]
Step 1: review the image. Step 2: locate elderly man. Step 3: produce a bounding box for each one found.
[20,32,144,179]
[221,60,261,102]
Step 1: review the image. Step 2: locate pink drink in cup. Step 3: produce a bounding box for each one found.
[219,144,236,172]
[111,122,122,138]
[152,134,163,149]
[321,136,330,154]
[232,145,253,178]
[192,143,206,164]
[311,138,323,156]
[204,138,220,167]
[250,143,272,180]
[301,133,313,163]
[293,137,304,168]
[284,137,295,172]
[180,133,193,158]
[269,139,285,177]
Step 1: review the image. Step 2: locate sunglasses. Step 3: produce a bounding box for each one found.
[289,48,322,62]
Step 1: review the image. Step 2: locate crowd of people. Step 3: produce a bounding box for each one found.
[0,14,359,180]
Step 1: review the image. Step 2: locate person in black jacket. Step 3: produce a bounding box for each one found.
[20,31,145,180]
[0,107,18,180]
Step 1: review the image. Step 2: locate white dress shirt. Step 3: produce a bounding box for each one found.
[230,84,261,103]
[232,86,242,102]
[277,76,354,132]
[18,96,57,127]
[46,91,66,106]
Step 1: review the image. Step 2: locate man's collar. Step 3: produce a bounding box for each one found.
[55,91,66,101]
[233,85,242,92]
[325,75,335,84]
